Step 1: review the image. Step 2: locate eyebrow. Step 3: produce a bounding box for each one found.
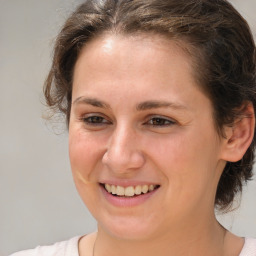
[72,97,111,109]
[72,97,187,111]
[136,100,187,111]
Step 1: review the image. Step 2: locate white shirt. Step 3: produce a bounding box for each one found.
[240,238,256,256]
[9,237,80,256]
[10,236,256,256]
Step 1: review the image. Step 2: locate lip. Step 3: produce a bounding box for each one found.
[99,183,160,207]
[99,179,160,187]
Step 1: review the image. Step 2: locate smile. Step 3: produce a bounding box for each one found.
[102,183,160,197]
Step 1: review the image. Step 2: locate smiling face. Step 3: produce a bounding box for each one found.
[69,34,227,240]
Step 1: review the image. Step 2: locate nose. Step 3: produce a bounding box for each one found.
[102,124,145,174]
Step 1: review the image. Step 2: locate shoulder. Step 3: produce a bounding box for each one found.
[239,238,256,256]
[9,236,81,256]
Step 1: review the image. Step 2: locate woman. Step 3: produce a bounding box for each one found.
[12,0,256,255]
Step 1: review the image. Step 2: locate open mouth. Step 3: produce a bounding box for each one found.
[100,183,160,197]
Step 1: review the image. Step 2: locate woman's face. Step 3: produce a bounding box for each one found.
[69,34,227,240]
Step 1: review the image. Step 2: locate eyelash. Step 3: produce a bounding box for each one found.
[81,114,176,128]
[145,116,176,127]
[81,115,111,126]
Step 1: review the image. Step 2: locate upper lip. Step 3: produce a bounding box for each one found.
[99,180,160,187]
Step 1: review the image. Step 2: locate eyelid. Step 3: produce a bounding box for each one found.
[144,115,176,126]
[80,113,112,125]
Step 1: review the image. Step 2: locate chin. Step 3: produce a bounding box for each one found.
[97,214,161,241]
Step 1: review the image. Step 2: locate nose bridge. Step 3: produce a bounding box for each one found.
[112,123,133,154]
[102,122,144,172]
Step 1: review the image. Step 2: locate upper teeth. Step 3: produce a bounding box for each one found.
[104,184,157,197]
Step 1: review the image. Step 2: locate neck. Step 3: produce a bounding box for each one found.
[94,217,226,256]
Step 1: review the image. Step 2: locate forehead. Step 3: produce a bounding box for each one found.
[74,33,196,86]
[78,32,192,62]
[72,33,213,117]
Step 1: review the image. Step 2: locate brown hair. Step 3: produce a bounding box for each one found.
[44,0,256,210]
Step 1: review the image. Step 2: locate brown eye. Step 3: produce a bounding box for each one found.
[87,116,104,123]
[147,117,175,126]
[82,115,110,125]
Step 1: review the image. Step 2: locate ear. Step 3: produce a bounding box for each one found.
[220,103,255,162]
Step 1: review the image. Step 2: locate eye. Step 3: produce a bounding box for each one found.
[146,116,175,127]
[81,114,111,126]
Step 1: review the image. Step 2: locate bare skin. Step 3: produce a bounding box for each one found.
[70,34,254,256]
[79,230,244,256]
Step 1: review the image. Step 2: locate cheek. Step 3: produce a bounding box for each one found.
[148,130,220,200]
[68,129,104,210]
[69,128,105,184]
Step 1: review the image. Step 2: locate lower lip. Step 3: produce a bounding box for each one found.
[100,185,159,207]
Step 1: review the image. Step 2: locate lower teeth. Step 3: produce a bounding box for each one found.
[100,184,160,198]
[113,193,143,197]
[105,185,159,197]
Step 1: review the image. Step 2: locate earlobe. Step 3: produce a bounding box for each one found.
[221,103,255,162]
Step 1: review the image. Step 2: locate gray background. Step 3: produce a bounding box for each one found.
[0,0,255,255]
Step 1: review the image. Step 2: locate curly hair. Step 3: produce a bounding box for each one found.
[44,0,256,210]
